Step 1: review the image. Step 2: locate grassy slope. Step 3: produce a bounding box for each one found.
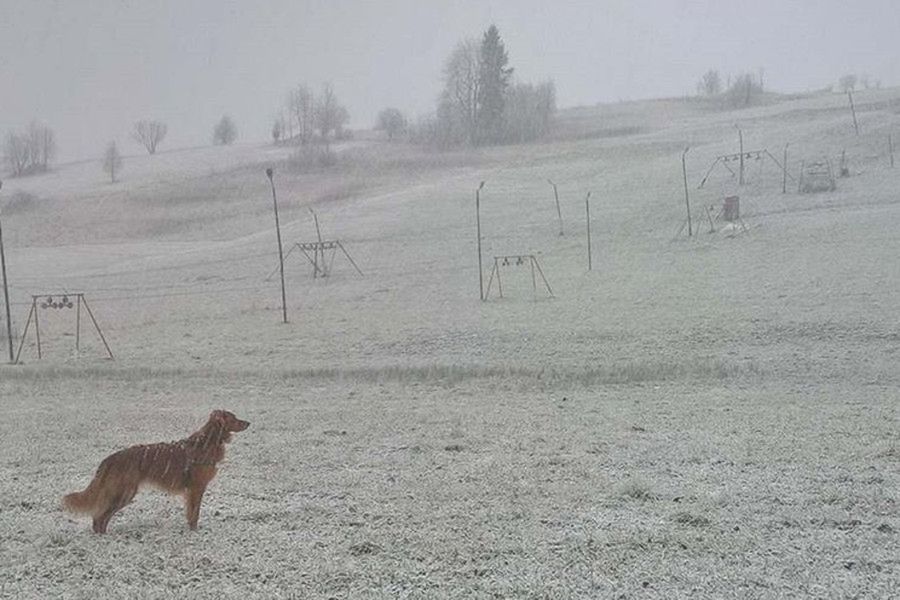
[1,89,899,598]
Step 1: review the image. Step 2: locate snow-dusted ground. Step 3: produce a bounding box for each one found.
[2,375,898,598]
[1,89,899,597]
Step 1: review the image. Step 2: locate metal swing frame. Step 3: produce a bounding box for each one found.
[484,255,554,300]
[14,293,114,363]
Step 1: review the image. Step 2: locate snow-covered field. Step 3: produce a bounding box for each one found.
[1,89,899,597]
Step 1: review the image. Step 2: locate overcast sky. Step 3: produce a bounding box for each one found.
[2,0,898,162]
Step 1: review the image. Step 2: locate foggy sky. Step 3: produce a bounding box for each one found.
[2,0,898,162]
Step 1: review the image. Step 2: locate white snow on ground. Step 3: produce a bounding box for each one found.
[1,89,899,598]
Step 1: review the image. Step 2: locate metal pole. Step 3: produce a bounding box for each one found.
[81,297,114,360]
[890,134,895,169]
[309,208,325,278]
[530,257,537,298]
[547,179,563,236]
[33,297,41,360]
[266,168,288,323]
[682,147,692,237]
[75,294,81,354]
[782,143,789,194]
[337,241,364,276]
[0,181,14,363]
[13,301,34,365]
[848,91,859,136]
[476,181,485,301]
[736,126,745,185]
[585,191,593,270]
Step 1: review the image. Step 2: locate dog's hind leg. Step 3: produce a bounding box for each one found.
[92,485,138,534]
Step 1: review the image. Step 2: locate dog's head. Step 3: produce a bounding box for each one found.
[209,410,250,442]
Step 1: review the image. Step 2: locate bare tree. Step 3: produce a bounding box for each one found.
[272,115,284,144]
[314,84,349,146]
[132,120,167,154]
[102,141,123,183]
[212,115,238,145]
[376,108,408,141]
[28,122,55,170]
[287,85,316,145]
[726,73,764,107]
[839,74,858,92]
[503,81,556,143]
[697,69,722,96]
[441,39,481,146]
[5,133,29,177]
[4,122,55,177]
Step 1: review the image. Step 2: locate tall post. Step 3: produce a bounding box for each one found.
[585,191,593,270]
[848,91,859,136]
[547,179,563,236]
[682,147,692,237]
[33,297,41,359]
[75,294,81,354]
[736,125,745,185]
[0,181,14,363]
[782,143,789,194]
[890,133,895,168]
[476,181,485,301]
[310,208,325,278]
[266,168,288,324]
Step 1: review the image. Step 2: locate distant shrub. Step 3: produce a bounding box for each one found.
[5,122,56,177]
[502,81,556,144]
[376,108,408,141]
[288,145,337,172]
[725,73,764,108]
[212,115,238,146]
[132,120,167,155]
[102,141,123,183]
[2,190,38,214]
[838,74,858,93]
[697,69,722,96]
[334,127,353,142]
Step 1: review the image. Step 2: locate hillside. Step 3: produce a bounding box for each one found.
[1,87,898,377]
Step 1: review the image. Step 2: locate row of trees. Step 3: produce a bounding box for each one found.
[698,69,885,107]
[272,83,349,148]
[103,115,235,182]
[696,69,765,107]
[4,122,56,177]
[424,25,556,148]
[373,25,556,148]
[5,115,240,181]
[10,28,559,177]
[838,73,881,93]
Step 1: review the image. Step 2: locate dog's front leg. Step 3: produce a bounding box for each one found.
[185,484,208,530]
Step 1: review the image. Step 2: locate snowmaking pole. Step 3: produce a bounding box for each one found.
[266,168,288,324]
[0,181,14,363]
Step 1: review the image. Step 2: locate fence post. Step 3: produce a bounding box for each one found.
[682,147,692,236]
[848,91,859,136]
[476,182,485,301]
[0,181,14,363]
[585,192,593,270]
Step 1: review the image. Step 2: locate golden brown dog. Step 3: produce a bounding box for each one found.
[63,410,250,534]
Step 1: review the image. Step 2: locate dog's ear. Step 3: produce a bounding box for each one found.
[210,410,227,425]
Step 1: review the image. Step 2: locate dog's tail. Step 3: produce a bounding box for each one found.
[63,466,108,516]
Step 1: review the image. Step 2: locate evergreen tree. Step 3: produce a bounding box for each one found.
[213,115,238,145]
[477,25,513,144]
[102,141,122,183]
